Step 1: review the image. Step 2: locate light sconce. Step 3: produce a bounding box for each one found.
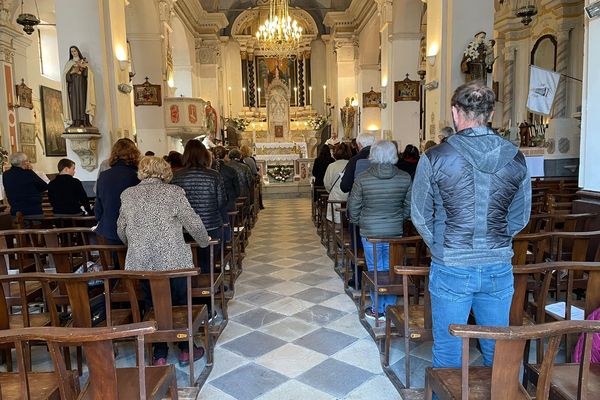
[379,86,387,109]
[427,42,439,66]
[351,96,359,107]
[424,80,439,91]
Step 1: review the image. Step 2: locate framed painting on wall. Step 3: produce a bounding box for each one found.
[40,86,67,157]
[133,78,162,106]
[394,75,420,102]
[18,122,37,163]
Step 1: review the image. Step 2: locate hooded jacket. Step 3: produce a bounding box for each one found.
[347,163,412,238]
[411,127,531,267]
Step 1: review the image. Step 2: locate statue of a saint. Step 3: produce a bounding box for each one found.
[461,32,496,82]
[205,101,218,138]
[340,97,356,139]
[61,46,96,129]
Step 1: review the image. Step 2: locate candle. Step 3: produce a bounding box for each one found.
[228,87,232,117]
[294,87,298,106]
[242,87,246,108]
[323,85,327,106]
[309,86,312,106]
[257,87,262,108]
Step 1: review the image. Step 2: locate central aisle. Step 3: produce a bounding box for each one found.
[198,198,399,399]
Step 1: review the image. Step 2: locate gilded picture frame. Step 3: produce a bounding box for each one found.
[40,86,67,157]
[394,76,420,102]
[133,78,162,106]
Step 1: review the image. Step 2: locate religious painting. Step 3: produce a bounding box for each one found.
[18,122,37,163]
[188,104,197,124]
[15,79,33,109]
[274,125,284,138]
[170,105,180,123]
[363,88,381,108]
[394,75,420,102]
[40,86,67,157]
[255,57,298,106]
[133,78,162,106]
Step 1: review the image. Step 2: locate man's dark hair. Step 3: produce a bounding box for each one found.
[182,139,211,168]
[333,142,352,160]
[402,144,420,160]
[451,80,495,125]
[57,158,75,172]
[228,148,242,161]
[165,151,183,168]
[144,151,155,156]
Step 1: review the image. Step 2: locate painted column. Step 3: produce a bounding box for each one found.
[502,45,516,126]
[554,28,571,118]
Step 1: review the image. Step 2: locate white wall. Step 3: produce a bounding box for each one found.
[579,10,600,191]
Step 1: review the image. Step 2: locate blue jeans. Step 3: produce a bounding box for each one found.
[361,237,397,314]
[429,262,514,368]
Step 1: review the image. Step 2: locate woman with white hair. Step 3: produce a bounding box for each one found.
[347,140,412,320]
[117,156,210,367]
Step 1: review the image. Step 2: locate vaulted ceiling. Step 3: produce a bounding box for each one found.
[197,0,353,35]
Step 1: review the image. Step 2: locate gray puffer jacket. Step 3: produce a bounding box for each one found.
[411,127,531,267]
[347,163,412,238]
[171,167,226,231]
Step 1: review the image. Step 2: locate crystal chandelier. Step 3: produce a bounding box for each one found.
[255,0,303,58]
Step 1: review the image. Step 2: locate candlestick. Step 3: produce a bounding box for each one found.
[228,86,232,118]
[242,87,246,108]
[294,87,298,107]
[257,87,261,109]
[323,85,327,111]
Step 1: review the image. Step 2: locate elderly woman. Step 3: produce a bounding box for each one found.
[347,140,412,320]
[171,140,226,273]
[117,156,209,366]
[95,138,140,245]
[323,142,353,223]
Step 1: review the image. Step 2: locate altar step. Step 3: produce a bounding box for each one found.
[262,182,311,199]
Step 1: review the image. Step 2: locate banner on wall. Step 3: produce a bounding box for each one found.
[527,65,561,116]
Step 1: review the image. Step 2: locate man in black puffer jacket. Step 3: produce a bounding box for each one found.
[411,81,531,376]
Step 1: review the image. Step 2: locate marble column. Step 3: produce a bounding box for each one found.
[55,0,134,180]
[502,46,516,127]
[333,36,359,139]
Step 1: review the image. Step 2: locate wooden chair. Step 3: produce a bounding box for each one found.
[326,200,346,260]
[384,265,432,388]
[333,205,350,273]
[360,236,427,327]
[424,320,600,400]
[343,218,365,292]
[312,186,327,227]
[0,321,179,399]
[318,193,329,246]
[137,269,212,386]
[190,240,228,323]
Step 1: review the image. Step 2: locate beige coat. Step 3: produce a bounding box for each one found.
[117,178,210,271]
[323,159,349,223]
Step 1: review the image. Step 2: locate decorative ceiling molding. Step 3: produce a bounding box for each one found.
[323,0,376,35]
[175,0,229,35]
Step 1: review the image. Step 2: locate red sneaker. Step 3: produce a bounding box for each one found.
[178,346,205,366]
[153,357,167,366]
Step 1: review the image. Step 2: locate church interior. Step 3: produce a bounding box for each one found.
[0,0,599,399]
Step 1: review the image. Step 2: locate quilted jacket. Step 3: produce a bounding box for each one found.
[171,167,227,231]
[411,126,531,267]
[347,163,412,238]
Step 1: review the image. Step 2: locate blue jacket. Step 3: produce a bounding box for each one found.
[3,166,48,216]
[411,127,531,267]
[95,161,139,241]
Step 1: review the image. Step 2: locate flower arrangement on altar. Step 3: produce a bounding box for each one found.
[308,114,328,130]
[229,117,248,131]
[267,165,294,182]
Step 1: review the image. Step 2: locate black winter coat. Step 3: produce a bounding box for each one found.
[3,166,48,216]
[171,167,227,231]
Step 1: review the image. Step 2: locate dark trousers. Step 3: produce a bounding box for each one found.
[195,228,223,274]
[141,277,189,359]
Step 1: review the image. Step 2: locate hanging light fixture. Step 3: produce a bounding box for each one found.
[514,0,538,26]
[16,0,40,35]
[255,0,303,58]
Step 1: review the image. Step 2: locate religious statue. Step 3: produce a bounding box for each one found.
[61,46,96,130]
[461,32,496,82]
[340,97,356,139]
[205,101,218,138]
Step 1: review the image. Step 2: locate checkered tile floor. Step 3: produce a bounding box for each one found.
[197,198,400,399]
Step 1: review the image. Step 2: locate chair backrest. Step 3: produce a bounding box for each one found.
[0,322,156,400]
[450,320,600,400]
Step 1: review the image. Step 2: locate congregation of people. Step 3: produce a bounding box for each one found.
[3,80,597,399]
